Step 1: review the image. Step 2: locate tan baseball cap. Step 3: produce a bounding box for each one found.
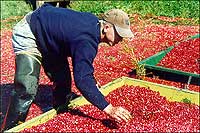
[101,9,134,38]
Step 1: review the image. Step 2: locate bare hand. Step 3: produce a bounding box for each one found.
[103,104,132,122]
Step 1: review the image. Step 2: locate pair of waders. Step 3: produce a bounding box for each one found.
[0,6,79,130]
[1,53,74,131]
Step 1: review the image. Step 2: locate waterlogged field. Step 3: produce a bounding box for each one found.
[1,4,200,132]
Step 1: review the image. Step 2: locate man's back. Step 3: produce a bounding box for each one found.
[30,3,100,57]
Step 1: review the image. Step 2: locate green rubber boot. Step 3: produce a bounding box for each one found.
[42,57,73,113]
[2,54,41,131]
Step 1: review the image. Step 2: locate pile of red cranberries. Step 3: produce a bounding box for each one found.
[21,85,199,132]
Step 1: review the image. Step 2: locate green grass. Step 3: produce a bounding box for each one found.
[1,0,199,29]
[71,1,199,19]
[70,1,199,26]
[1,0,32,29]
[1,1,32,20]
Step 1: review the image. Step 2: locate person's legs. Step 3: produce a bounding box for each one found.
[45,1,57,7]
[42,58,72,109]
[1,12,42,131]
[3,54,41,130]
[58,1,71,8]
[52,63,72,109]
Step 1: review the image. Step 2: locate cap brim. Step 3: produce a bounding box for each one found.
[114,25,134,38]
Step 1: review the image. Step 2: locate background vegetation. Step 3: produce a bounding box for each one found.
[71,1,199,19]
[1,0,199,29]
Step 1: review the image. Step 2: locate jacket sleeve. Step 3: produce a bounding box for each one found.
[72,42,109,110]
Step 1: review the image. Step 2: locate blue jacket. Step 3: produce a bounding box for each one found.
[30,3,109,110]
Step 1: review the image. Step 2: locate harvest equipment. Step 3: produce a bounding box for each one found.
[137,34,200,86]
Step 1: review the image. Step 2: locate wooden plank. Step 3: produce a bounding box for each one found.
[5,109,57,133]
